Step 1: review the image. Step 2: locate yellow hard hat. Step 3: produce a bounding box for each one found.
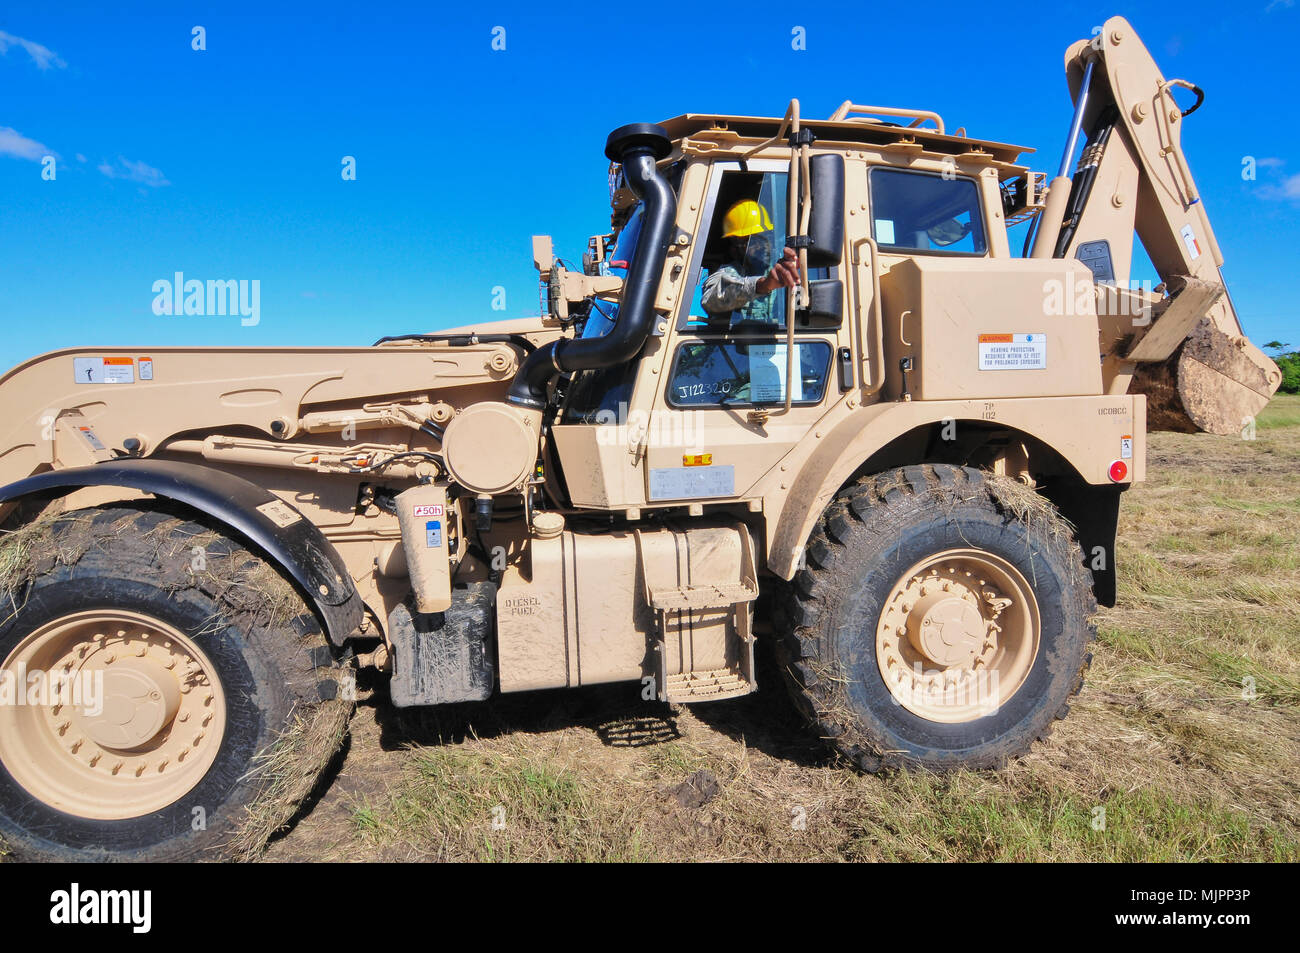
[721,199,774,238]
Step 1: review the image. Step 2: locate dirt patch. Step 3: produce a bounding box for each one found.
[667,769,720,809]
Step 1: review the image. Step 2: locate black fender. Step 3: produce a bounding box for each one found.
[0,459,364,645]
[1044,478,1123,608]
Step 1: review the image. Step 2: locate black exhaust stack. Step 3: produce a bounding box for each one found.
[509,123,676,408]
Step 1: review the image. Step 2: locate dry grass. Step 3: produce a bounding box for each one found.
[227,696,354,861]
[265,396,1300,863]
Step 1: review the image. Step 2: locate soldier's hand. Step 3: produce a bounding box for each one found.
[758,247,801,294]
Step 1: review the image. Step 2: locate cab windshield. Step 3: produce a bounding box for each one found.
[579,203,643,340]
[560,159,681,423]
[563,203,644,420]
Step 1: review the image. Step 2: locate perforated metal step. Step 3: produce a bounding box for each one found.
[663,668,753,702]
[648,582,758,611]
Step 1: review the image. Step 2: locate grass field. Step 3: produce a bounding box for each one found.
[268,395,1300,862]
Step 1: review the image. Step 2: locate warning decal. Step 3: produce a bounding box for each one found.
[73,357,135,384]
[978,333,1047,371]
[76,426,105,451]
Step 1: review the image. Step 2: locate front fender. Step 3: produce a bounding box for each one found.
[0,459,364,645]
[762,394,1144,580]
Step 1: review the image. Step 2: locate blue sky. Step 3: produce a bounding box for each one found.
[1,1,1296,371]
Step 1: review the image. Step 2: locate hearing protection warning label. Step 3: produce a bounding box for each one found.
[978,334,1046,371]
[426,520,443,548]
[73,356,135,384]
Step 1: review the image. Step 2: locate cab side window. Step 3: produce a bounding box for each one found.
[682,170,830,331]
[869,168,987,255]
[667,165,837,409]
[667,340,832,408]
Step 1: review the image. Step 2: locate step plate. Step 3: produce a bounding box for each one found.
[664,668,753,703]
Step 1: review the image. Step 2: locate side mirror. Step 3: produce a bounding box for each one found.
[805,153,845,268]
[796,278,843,328]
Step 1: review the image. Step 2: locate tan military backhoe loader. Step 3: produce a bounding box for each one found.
[0,16,1277,860]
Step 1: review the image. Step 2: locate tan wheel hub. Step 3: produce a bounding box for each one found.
[876,549,1040,723]
[80,657,181,750]
[906,592,986,667]
[0,610,226,820]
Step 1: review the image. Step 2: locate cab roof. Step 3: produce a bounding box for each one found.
[657,113,1033,166]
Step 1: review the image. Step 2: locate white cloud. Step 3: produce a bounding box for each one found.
[0,30,66,70]
[97,156,170,187]
[1256,160,1300,203]
[1278,172,1300,200]
[1266,0,1294,11]
[0,126,52,161]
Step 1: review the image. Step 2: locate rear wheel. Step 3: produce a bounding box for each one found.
[0,505,350,861]
[777,465,1095,771]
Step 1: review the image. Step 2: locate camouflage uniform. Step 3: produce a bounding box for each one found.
[701,265,778,323]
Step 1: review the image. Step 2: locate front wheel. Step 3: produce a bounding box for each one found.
[0,505,350,861]
[777,465,1096,772]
